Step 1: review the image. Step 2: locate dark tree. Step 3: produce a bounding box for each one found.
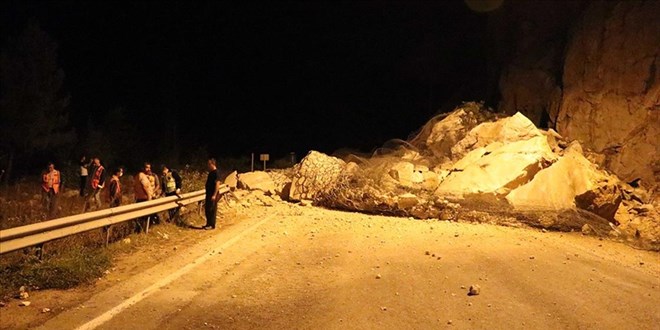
[0,21,73,180]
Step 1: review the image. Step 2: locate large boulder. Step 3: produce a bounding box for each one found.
[556,1,660,186]
[289,151,346,201]
[415,102,498,161]
[436,135,556,199]
[506,148,622,221]
[223,171,238,189]
[237,171,276,193]
[451,112,544,160]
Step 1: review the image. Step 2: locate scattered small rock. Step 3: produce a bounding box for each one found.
[19,301,31,307]
[468,285,481,296]
[42,308,51,313]
[529,256,535,260]
[447,320,453,325]
[639,261,645,266]
[0,302,6,307]
[380,306,387,311]
[581,224,593,235]
[122,238,131,244]
[425,251,431,256]
[231,295,237,298]
[19,291,29,300]
[376,274,382,279]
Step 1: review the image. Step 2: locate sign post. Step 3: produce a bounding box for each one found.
[259,154,270,171]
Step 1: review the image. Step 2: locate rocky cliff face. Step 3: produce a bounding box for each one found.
[556,1,660,187]
[497,1,659,189]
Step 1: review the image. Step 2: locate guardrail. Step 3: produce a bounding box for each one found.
[0,186,229,255]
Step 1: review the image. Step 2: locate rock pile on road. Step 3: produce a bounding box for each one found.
[227,102,658,248]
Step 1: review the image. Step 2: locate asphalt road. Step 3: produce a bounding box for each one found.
[37,202,660,330]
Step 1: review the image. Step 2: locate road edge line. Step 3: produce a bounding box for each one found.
[75,213,275,330]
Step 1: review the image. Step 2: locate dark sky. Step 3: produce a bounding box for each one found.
[1,0,492,159]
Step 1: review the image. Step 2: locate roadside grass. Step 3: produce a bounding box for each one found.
[0,169,210,301]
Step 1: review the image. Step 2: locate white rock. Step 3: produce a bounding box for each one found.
[436,136,555,198]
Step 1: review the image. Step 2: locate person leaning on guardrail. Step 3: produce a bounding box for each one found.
[146,163,162,225]
[134,162,154,233]
[161,164,182,223]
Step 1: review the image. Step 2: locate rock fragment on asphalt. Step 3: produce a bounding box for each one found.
[468,284,481,296]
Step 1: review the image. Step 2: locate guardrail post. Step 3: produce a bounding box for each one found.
[36,243,44,260]
[102,226,111,247]
[145,217,150,234]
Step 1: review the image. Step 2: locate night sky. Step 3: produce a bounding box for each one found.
[2,1,493,160]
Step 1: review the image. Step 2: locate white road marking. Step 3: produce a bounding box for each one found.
[75,213,275,330]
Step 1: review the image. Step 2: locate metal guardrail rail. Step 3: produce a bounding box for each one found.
[0,186,229,255]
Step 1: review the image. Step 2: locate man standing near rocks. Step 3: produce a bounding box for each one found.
[203,158,221,230]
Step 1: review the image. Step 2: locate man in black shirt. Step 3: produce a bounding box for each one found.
[204,158,221,230]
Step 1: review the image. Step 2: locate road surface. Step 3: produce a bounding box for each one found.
[33,201,660,329]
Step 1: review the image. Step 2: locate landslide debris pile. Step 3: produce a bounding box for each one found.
[230,102,659,250]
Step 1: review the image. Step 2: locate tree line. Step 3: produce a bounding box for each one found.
[0,22,189,182]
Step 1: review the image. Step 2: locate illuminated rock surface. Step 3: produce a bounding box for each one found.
[289,151,345,201]
[237,171,276,193]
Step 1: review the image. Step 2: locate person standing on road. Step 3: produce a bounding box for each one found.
[134,163,154,232]
[107,167,123,208]
[79,155,90,197]
[83,157,106,212]
[203,158,221,230]
[41,162,61,219]
[161,164,182,222]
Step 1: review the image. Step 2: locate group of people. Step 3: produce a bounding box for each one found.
[132,162,183,231]
[41,157,222,230]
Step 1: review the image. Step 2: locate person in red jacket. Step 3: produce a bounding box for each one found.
[83,157,106,212]
[41,162,61,219]
[107,167,124,208]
